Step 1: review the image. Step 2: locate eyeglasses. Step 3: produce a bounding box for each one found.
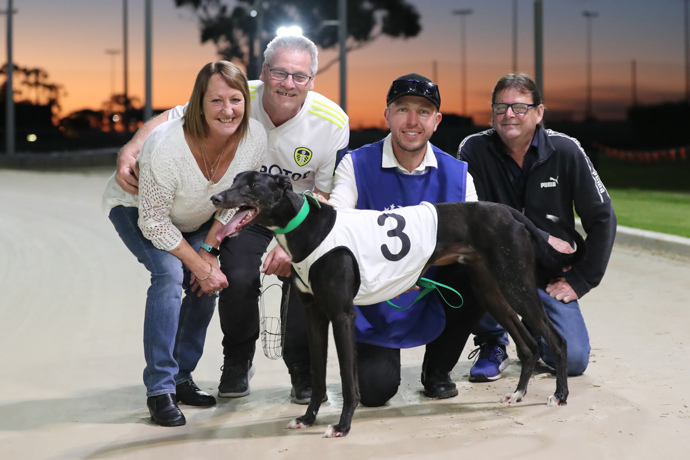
[386,79,441,108]
[265,64,313,85]
[491,102,537,115]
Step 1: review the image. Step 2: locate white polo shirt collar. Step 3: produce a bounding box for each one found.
[381,134,438,175]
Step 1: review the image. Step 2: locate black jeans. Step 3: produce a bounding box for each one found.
[357,343,401,407]
[217,226,311,374]
[422,263,484,374]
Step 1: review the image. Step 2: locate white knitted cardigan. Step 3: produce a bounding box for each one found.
[102,117,267,251]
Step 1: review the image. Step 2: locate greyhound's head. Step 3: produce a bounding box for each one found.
[211,171,296,243]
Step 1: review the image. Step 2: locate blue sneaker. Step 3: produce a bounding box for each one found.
[468,344,509,382]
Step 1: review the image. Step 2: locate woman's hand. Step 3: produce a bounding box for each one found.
[191,250,228,296]
[170,235,228,297]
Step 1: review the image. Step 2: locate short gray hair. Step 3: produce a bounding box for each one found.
[263,35,319,76]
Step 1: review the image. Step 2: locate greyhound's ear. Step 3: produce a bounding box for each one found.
[274,175,293,193]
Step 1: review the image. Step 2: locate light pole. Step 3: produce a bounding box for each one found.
[251,2,264,79]
[583,10,598,120]
[2,0,17,155]
[105,49,121,102]
[534,0,543,100]
[631,59,638,107]
[123,0,129,133]
[144,0,152,121]
[105,49,121,130]
[322,0,349,113]
[685,0,689,102]
[453,9,473,116]
[512,0,518,73]
[337,0,347,113]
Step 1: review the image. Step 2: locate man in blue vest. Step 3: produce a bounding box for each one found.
[329,73,481,406]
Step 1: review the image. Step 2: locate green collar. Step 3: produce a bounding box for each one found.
[274,197,309,234]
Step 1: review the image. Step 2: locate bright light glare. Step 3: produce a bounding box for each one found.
[276,25,302,37]
[27,134,37,142]
[250,10,257,17]
[112,114,120,122]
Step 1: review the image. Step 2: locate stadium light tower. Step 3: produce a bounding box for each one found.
[453,9,473,116]
[276,25,303,36]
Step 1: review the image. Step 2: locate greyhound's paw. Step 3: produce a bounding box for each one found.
[286,418,310,429]
[547,395,567,406]
[323,425,345,438]
[503,391,525,404]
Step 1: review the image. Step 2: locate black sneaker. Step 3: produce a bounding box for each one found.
[421,368,459,399]
[218,360,255,398]
[290,367,327,405]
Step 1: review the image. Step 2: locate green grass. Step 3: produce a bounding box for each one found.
[595,155,690,192]
[608,188,690,238]
[591,156,690,238]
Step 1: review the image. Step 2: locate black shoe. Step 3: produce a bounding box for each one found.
[290,366,327,405]
[147,393,186,427]
[176,379,216,407]
[421,368,459,400]
[218,360,255,398]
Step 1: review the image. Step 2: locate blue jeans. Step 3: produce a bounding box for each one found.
[109,206,217,397]
[472,289,591,376]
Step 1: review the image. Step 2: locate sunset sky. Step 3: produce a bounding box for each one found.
[3,0,688,129]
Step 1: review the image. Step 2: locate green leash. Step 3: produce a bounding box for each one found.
[386,277,464,311]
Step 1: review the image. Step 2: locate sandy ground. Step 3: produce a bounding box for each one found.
[1,167,689,460]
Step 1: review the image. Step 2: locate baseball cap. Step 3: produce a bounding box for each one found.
[386,73,441,109]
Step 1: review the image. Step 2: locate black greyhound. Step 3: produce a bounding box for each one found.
[211,171,585,438]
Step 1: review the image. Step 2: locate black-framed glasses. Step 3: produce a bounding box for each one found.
[265,64,313,85]
[491,102,537,115]
[386,79,441,108]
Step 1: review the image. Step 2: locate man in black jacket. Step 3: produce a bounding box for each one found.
[457,73,617,382]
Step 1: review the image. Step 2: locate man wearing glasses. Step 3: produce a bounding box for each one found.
[454,73,616,383]
[115,35,349,405]
[328,73,482,406]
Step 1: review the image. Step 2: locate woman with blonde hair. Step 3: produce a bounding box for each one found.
[103,61,266,426]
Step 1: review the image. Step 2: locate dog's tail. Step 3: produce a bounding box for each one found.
[509,209,586,276]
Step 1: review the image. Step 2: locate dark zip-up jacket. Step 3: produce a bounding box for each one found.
[457,126,617,298]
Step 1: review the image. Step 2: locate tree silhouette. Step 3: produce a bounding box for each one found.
[174,0,421,78]
[0,63,66,123]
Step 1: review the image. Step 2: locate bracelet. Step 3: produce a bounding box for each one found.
[198,262,213,281]
[201,243,221,257]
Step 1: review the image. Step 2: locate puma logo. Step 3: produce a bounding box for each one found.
[541,176,559,189]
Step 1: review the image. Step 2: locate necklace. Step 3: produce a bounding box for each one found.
[199,140,224,186]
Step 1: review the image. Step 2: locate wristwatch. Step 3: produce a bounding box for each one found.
[200,243,221,257]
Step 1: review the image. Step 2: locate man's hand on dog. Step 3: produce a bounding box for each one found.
[546,278,579,303]
[548,235,575,254]
[262,245,292,277]
[546,235,579,302]
[116,147,140,194]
